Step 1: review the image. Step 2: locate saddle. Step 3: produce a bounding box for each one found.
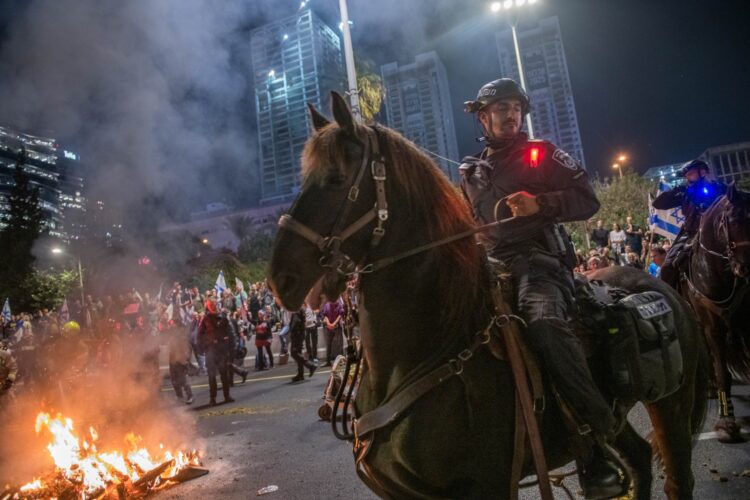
[492,263,684,405]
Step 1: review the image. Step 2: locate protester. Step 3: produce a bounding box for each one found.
[321,297,344,367]
[254,310,273,370]
[648,246,667,278]
[168,318,194,404]
[198,299,235,406]
[590,220,609,249]
[289,307,316,382]
[303,301,319,363]
[624,216,644,257]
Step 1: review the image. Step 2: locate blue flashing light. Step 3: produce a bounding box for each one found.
[703,187,709,195]
[283,34,289,41]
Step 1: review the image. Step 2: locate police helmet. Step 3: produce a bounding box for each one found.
[679,159,710,177]
[464,78,530,114]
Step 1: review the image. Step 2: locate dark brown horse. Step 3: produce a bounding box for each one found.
[680,184,750,443]
[269,92,708,499]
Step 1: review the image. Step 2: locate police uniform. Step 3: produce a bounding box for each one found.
[460,133,615,438]
[652,160,726,286]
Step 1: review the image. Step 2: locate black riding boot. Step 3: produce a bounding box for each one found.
[576,443,625,499]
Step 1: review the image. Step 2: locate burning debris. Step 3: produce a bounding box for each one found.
[3,413,207,500]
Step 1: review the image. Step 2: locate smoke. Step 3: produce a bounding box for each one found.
[0,0,257,224]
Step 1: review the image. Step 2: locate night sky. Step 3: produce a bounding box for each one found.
[0,0,749,216]
[343,0,750,178]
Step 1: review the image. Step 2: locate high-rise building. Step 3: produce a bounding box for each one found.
[381,52,460,182]
[495,16,586,167]
[702,141,750,185]
[250,8,345,204]
[0,125,85,241]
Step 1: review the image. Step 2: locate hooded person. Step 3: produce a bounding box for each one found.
[198,299,235,406]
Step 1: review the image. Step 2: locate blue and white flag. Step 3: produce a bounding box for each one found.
[215,270,227,295]
[2,298,11,324]
[649,182,684,240]
[59,299,70,324]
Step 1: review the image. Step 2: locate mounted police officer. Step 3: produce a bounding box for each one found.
[652,158,727,287]
[461,78,623,499]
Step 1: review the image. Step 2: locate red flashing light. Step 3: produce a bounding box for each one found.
[529,147,541,168]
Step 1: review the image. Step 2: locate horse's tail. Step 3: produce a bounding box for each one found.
[690,320,711,442]
[725,324,750,383]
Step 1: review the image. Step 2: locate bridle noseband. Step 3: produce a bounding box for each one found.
[278,127,389,276]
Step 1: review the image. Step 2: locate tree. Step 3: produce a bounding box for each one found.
[15,269,79,312]
[223,214,255,242]
[563,171,657,251]
[0,151,45,301]
[237,229,276,264]
[356,58,384,124]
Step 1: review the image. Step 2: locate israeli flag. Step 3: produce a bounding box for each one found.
[215,270,227,295]
[649,182,684,240]
[2,298,11,324]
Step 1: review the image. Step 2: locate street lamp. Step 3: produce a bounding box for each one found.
[338,0,361,121]
[612,163,623,179]
[489,0,539,138]
[51,247,84,302]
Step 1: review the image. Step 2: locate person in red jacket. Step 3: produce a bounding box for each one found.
[254,310,273,370]
[198,299,234,406]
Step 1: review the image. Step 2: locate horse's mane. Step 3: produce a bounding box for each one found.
[302,122,487,331]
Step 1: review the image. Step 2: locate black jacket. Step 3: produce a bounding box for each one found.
[652,179,726,235]
[460,133,599,260]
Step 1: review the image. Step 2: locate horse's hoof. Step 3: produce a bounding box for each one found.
[715,419,745,443]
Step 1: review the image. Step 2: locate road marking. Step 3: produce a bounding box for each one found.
[161,369,332,392]
[158,347,328,371]
[697,428,750,441]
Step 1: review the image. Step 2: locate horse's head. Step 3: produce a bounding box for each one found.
[722,183,750,278]
[268,92,387,309]
[269,92,481,314]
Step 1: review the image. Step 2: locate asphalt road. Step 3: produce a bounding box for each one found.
[155,354,750,500]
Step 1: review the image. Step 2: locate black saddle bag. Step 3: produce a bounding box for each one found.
[605,291,683,402]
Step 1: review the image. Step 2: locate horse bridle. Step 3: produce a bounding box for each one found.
[278,127,389,276]
[688,199,750,309]
[698,200,750,262]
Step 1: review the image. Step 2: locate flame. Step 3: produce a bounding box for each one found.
[19,412,200,497]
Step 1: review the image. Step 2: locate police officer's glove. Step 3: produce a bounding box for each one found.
[2,379,12,391]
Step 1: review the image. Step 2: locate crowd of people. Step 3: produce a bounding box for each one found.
[0,279,359,407]
[576,216,669,277]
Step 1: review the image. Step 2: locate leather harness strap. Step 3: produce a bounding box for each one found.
[353,320,494,439]
[492,287,554,500]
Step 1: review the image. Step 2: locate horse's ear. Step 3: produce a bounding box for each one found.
[727,182,737,203]
[331,91,356,135]
[307,102,331,132]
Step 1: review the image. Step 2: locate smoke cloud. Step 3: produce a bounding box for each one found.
[0,0,258,223]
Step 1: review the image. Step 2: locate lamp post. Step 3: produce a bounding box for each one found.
[490,0,539,138]
[51,247,84,303]
[613,154,628,179]
[339,0,361,121]
[612,163,623,179]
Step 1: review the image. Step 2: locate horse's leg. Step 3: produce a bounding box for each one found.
[704,318,744,442]
[715,343,743,442]
[644,383,697,499]
[614,422,653,499]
